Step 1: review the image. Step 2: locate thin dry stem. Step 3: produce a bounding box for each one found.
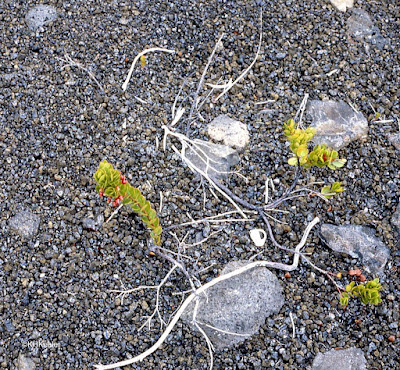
[213,12,263,102]
[188,33,225,125]
[122,47,175,91]
[94,217,319,370]
[289,312,296,339]
[196,320,251,338]
[56,54,104,91]
[193,300,214,370]
[105,204,124,224]
[294,93,309,128]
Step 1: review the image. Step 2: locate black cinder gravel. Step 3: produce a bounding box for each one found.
[1,0,399,369]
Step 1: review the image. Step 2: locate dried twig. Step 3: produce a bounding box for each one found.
[109,264,178,307]
[294,93,309,128]
[94,217,320,370]
[122,47,175,91]
[289,312,296,339]
[212,11,263,103]
[56,54,104,91]
[105,204,123,224]
[193,300,214,370]
[187,33,225,128]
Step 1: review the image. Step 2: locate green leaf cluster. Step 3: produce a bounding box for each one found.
[321,182,344,199]
[307,144,346,170]
[94,161,121,197]
[284,119,346,170]
[284,119,316,166]
[94,160,162,245]
[340,278,382,307]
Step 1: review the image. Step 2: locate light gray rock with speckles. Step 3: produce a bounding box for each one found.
[391,201,400,230]
[312,347,367,370]
[320,224,390,274]
[182,261,284,349]
[207,115,249,151]
[308,100,368,150]
[185,139,239,180]
[25,5,58,31]
[9,210,40,239]
[388,133,400,151]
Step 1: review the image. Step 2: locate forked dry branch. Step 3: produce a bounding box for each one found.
[95,13,345,369]
[95,217,320,370]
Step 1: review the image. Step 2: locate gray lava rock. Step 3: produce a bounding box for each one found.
[5,320,16,332]
[207,115,249,151]
[330,0,353,12]
[347,9,388,50]
[182,261,284,350]
[82,214,104,231]
[17,353,36,370]
[185,139,239,180]
[25,5,58,31]
[9,211,40,239]
[308,100,368,150]
[391,202,400,230]
[320,224,390,274]
[388,132,400,151]
[312,347,367,370]
[82,218,96,230]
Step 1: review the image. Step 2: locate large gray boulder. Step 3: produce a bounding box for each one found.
[312,347,367,370]
[308,100,368,150]
[320,224,390,275]
[183,261,284,349]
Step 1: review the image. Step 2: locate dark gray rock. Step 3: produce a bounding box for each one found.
[308,100,368,150]
[391,202,400,230]
[183,261,284,349]
[185,139,239,180]
[82,214,104,231]
[320,224,390,274]
[17,353,36,370]
[207,115,249,151]
[25,5,58,31]
[5,320,16,332]
[388,133,400,151]
[347,9,388,51]
[312,347,367,370]
[82,218,96,231]
[8,211,40,238]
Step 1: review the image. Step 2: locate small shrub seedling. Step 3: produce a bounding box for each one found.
[284,119,346,198]
[321,182,344,199]
[340,278,382,307]
[94,160,162,245]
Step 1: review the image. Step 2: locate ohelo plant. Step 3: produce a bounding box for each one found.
[340,278,382,307]
[94,160,162,245]
[284,119,346,198]
[321,182,344,199]
[284,119,346,169]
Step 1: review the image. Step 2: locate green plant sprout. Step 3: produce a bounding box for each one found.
[284,119,346,169]
[284,119,346,198]
[321,182,344,199]
[340,278,382,307]
[94,160,162,245]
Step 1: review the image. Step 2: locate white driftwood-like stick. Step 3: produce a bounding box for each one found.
[213,12,263,102]
[95,217,320,370]
[122,47,175,91]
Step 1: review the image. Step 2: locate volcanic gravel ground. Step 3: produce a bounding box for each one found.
[0,0,399,369]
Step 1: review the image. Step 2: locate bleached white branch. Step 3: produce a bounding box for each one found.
[289,312,296,339]
[56,54,104,91]
[122,47,175,91]
[94,217,320,370]
[213,12,263,102]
